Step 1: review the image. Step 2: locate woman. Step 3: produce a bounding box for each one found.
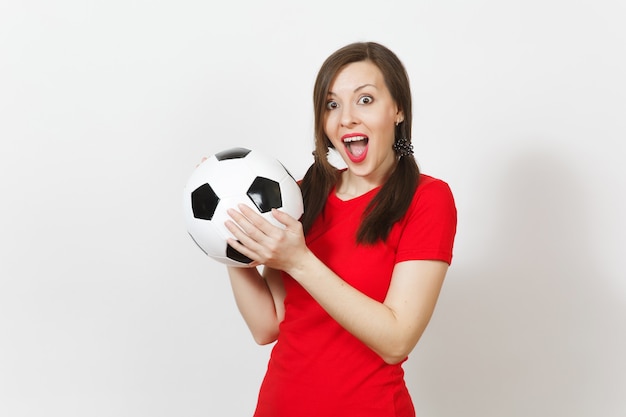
[224,42,457,417]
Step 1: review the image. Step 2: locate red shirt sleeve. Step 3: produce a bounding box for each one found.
[395,175,457,264]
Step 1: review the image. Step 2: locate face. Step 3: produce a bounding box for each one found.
[324,60,403,186]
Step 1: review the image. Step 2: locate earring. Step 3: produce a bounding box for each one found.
[393,138,414,158]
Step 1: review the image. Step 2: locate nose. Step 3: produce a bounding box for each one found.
[340,104,359,127]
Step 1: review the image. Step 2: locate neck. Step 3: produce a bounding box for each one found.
[335,169,384,200]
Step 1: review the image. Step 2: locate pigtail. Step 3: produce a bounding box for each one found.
[300,151,340,235]
[356,155,419,244]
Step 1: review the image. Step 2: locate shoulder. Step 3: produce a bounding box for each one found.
[395,174,457,264]
[417,173,451,189]
[412,174,455,207]
[404,173,457,233]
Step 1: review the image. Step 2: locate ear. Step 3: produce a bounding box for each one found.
[395,109,405,125]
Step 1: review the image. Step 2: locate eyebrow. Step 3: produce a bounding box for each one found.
[328,83,378,96]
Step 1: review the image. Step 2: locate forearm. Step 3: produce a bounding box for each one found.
[286,252,444,364]
[222,205,446,359]
[227,266,281,345]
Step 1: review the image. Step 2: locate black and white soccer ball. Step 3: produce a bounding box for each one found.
[183,147,304,267]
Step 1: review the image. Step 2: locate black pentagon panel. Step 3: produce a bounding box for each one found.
[215,147,252,161]
[247,177,282,213]
[191,183,220,220]
[227,242,254,264]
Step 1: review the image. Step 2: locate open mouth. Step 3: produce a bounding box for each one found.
[343,135,369,163]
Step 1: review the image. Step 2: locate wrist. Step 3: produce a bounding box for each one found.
[285,248,320,282]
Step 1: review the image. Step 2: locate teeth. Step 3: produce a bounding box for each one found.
[343,136,367,143]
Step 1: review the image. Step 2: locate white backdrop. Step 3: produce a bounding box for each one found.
[1,1,625,416]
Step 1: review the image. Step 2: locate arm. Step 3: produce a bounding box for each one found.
[227,265,285,345]
[284,250,447,364]
[225,205,448,364]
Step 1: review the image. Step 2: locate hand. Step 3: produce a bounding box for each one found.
[224,204,308,272]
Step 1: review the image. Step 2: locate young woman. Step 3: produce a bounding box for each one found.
[224,42,457,417]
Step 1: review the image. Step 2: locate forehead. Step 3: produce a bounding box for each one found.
[329,60,386,93]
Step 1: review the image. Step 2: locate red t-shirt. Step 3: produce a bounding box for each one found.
[254,174,457,417]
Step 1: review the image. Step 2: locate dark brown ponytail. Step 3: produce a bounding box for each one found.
[300,41,418,244]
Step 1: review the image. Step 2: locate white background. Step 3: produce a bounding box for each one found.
[1,1,625,416]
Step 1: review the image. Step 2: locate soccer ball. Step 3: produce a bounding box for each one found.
[183,147,304,267]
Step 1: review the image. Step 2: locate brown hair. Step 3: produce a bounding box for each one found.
[300,42,420,244]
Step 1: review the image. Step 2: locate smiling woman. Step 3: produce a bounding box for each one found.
[224,42,457,417]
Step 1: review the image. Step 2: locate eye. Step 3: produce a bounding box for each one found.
[358,95,373,105]
[326,100,339,110]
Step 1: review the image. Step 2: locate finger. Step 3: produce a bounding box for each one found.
[225,236,261,265]
[224,216,257,246]
[224,219,264,258]
[270,208,298,228]
[237,204,280,237]
[226,207,263,239]
[224,210,271,256]
[225,206,250,229]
